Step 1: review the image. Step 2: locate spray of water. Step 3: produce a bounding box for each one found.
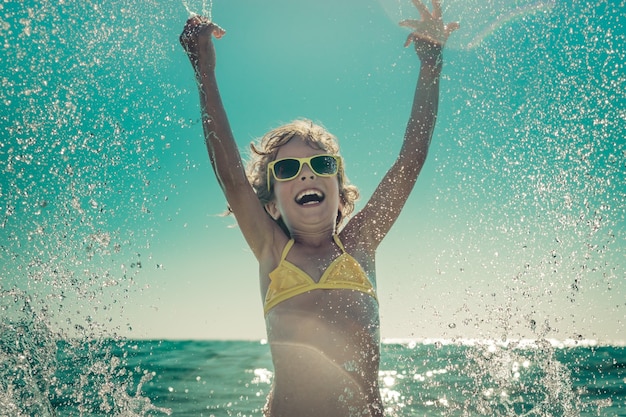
[1,0,623,414]
[464,1,556,50]
[377,0,558,50]
[461,340,584,417]
[181,0,214,19]
[428,0,624,342]
[377,0,407,24]
[1,0,184,414]
[0,290,56,417]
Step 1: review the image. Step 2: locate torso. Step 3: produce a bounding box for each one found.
[261,234,383,417]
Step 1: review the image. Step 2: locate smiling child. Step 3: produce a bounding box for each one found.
[180,1,458,415]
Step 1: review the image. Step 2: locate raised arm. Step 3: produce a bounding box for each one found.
[180,16,276,258]
[347,0,458,250]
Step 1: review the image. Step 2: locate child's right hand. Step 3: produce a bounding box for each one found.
[399,0,458,65]
[179,15,226,70]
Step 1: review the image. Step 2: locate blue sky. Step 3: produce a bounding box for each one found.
[2,0,624,343]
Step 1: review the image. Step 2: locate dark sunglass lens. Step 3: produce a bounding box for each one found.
[274,159,300,179]
[311,156,337,175]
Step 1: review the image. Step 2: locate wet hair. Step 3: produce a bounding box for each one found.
[245,119,359,233]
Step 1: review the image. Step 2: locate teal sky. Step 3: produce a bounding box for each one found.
[1,0,624,343]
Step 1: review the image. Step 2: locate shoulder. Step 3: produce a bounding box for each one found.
[338,215,377,256]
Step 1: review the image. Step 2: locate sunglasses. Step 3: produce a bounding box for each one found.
[267,154,340,191]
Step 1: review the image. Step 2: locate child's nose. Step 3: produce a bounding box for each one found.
[300,163,316,180]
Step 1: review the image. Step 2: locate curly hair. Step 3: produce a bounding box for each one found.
[246,119,359,232]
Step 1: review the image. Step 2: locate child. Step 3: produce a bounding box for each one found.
[180,1,458,416]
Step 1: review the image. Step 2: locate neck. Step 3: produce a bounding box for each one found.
[290,226,336,248]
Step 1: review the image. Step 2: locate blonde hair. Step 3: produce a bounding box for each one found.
[246,119,359,231]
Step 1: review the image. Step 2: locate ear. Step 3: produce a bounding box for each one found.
[335,195,345,226]
[265,201,281,221]
[338,190,346,213]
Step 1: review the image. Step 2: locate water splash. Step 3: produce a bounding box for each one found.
[0,290,56,417]
[377,0,557,50]
[0,289,172,416]
[430,0,625,343]
[1,0,179,414]
[380,339,615,417]
[465,1,556,50]
[53,339,172,416]
[376,0,407,24]
[2,0,624,413]
[462,340,584,416]
[181,0,214,19]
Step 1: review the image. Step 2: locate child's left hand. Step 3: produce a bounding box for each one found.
[180,15,226,70]
[400,0,459,54]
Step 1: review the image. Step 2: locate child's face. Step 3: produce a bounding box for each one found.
[266,136,342,234]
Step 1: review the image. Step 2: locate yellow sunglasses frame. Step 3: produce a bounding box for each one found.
[267,154,340,192]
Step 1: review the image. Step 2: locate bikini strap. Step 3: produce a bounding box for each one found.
[332,234,346,253]
[280,239,295,261]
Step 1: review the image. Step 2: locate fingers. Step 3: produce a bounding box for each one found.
[404,33,414,48]
[181,15,225,41]
[412,0,443,20]
[186,14,209,27]
[399,19,421,30]
[402,0,458,48]
[445,22,460,37]
[431,0,442,20]
[212,24,226,39]
[411,0,430,20]
[180,15,206,41]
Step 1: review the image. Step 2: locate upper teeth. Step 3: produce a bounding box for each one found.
[296,189,323,203]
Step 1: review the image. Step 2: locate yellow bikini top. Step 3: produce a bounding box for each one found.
[264,235,378,314]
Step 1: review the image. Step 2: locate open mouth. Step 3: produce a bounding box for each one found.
[295,189,325,205]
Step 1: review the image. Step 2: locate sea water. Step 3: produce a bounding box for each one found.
[2,0,625,415]
[2,290,624,416]
[1,332,624,416]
